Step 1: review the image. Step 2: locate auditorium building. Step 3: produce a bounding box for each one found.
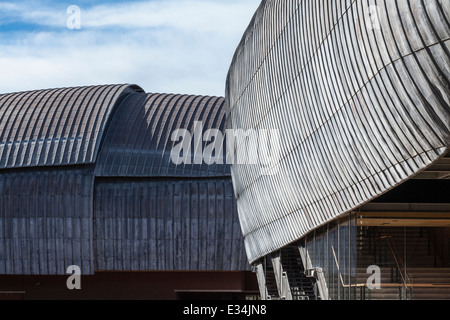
[0,85,258,299]
[225,0,450,300]
[1,0,450,301]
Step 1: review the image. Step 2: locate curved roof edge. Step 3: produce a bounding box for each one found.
[225,0,450,264]
[0,84,144,169]
[244,147,450,265]
[96,92,231,178]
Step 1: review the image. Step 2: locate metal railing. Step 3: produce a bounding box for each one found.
[331,246,369,300]
[368,227,413,299]
[377,234,411,285]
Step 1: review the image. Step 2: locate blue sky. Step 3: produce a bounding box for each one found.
[0,0,261,96]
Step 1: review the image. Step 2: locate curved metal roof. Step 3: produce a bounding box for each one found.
[96,92,230,177]
[0,87,239,275]
[226,0,450,263]
[0,84,143,169]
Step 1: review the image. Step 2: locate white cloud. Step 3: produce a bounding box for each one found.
[0,0,260,96]
[84,1,258,34]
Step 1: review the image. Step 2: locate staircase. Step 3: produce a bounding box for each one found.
[357,227,450,300]
[263,258,280,300]
[280,245,317,300]
[408,268,450,300]
[355,267,411,300]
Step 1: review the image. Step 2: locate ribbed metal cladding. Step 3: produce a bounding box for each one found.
[0,84,143,168]
[0,167,94,275]
[0,84,143,275]
[226,0,450,264]
[94,92,248,271]
[94,178,248,271]
[96,93,229,177]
